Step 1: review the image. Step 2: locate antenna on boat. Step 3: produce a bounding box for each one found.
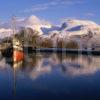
[11,16,17,35]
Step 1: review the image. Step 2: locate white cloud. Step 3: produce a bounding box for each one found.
[23,6,48,13]
[85,13,95,17]
[22,0,84,13]
[22,1,58,13]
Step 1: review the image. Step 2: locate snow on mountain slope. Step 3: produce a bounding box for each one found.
[0,28,12,33]
[89,34,100,45]
[0,15,100,42]
[45,19,100,48]
[23,15,52,35]
[62,19,98,29]
[0,28,13,38]
[41,25,61,35]
[60,19,100,36]
[0,15,52,37]
[40,19,100,42]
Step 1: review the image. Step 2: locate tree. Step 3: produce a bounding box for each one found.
[66,41,79,49]
[13,27,40,46]
[57,40,66,48]
[40,38,53,48]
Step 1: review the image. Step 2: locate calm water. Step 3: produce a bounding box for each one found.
[0,52,100,100]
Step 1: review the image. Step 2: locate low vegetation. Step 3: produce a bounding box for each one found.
[1,27,79,49]
[66,41,79,49]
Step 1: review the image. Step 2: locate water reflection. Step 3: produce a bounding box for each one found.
[24,53,100,77]
[1,53,100,79]
[0,53,100,99]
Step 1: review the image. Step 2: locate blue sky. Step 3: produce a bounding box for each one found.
[0,0,100,24]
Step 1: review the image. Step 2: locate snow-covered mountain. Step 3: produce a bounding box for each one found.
[22,16,52,35]
[0,15,100,48]
[0,15,52,37]
[47,19,100,37]
[61,19,100,36]
[0,28,13,38]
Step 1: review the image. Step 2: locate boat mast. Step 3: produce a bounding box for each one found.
[11,16,17,98]
[11,16,17,35]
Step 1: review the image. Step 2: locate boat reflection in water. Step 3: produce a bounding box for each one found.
[12,53,100,78]
[0,52,100,100]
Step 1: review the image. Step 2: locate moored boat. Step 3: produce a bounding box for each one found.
[13,37,24,62]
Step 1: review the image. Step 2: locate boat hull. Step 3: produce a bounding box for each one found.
[13,50,24,62]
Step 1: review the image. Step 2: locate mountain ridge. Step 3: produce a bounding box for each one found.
[0,15,100,49]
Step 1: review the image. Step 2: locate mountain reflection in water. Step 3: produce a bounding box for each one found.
[0,53,100,100]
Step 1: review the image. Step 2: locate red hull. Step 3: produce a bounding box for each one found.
[13,50,24,62]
